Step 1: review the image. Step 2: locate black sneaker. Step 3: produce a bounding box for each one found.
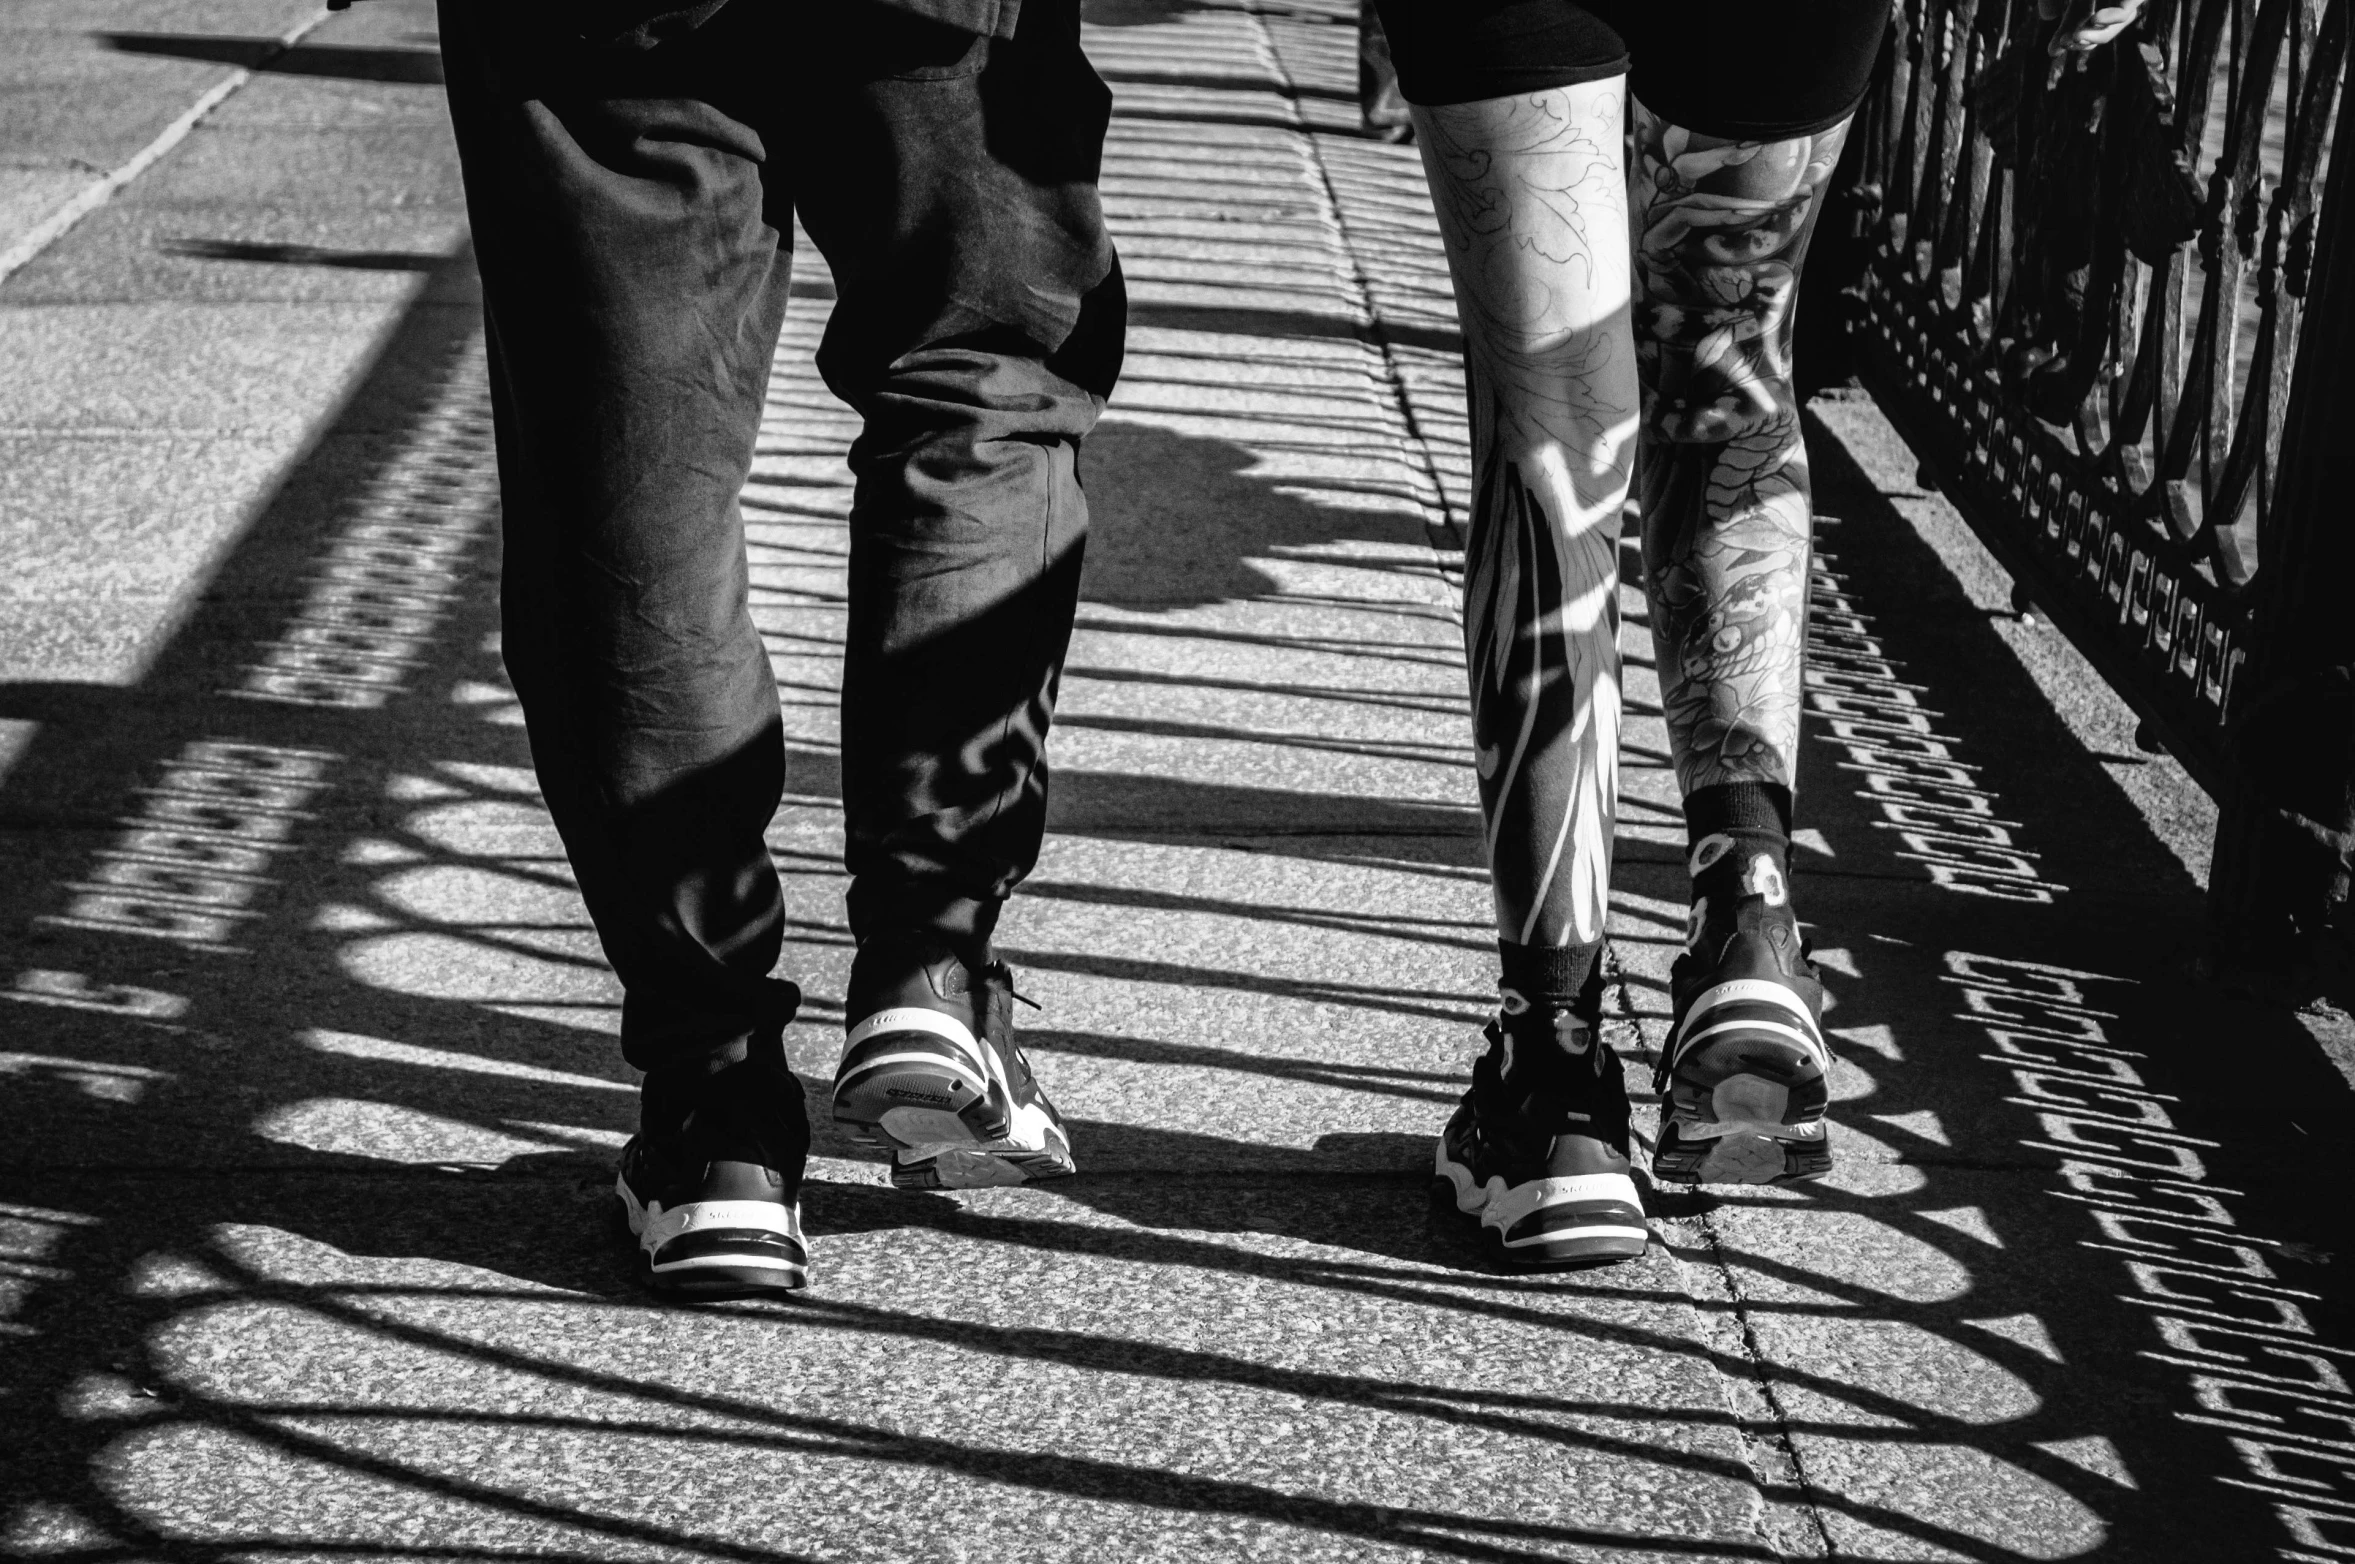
[1652,892,1833,1185]
[831,933,1076,1189]
[1436,983,1649,1267]
[616,1049,811,1297]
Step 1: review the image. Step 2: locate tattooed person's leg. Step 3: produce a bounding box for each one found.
[1422,87,1636,986]
[1631,102,1851,1187]
[1409,79,1649,1267]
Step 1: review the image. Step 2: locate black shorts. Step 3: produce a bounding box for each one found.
[1371,0,1888,139]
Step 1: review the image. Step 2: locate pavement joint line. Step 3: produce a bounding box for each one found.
[1688,1213,1839,1559]
[0,7,335,290]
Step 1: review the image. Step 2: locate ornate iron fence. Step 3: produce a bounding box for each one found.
[1842,0,2353,953]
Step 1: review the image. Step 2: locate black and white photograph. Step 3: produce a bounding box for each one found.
[2,0,2351,1554]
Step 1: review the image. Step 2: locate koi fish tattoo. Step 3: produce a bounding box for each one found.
[1631,105,1850,795]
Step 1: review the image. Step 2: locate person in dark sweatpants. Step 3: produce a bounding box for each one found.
[438,0,1124,1296]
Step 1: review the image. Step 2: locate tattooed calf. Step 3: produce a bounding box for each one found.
[1415,85,1638,948]
[1464,413,1622,947]
[1633,105,1851,794]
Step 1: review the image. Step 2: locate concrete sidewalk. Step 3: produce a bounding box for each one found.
[7,1,2355,1559]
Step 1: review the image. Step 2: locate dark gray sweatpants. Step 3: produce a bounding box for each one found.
[438,0,1126,1071]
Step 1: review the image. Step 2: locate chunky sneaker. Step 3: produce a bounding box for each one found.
[1436,983,1649,1266]
[616,1049,811,1297]
[1653,881,1833,1185]
[832,934,1076,1190]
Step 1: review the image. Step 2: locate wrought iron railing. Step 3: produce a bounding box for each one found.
[1842,0,2353,951]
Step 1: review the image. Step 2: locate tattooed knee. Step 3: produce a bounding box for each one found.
[1640,314,1793,442]
[1630,104,1849,445]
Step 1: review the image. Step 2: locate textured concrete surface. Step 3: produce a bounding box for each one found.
[8,0,2355,1560]
[0,0,466,728]
[1,1,330,257]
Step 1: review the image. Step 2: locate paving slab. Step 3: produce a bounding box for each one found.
[0,0,471,727]
[0,1,331,262]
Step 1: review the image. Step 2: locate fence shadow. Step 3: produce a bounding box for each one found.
[10,8,2355,1557]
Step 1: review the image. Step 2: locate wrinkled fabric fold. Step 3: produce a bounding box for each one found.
[439,0,1121,1070]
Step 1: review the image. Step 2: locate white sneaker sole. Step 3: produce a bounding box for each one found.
[616,1178,809,1295]
[1435,1143,1649,1265]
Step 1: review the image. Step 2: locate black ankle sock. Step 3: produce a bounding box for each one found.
[1497,939,1602,1012]
[1684,781,1795,922]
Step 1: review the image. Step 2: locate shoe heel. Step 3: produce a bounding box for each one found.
[831,1078,1014,1149]
[1652,1123,1831,1185]
[831,1017,1012,1145]
[833,988,1073,1189]
[884,1120,1074,1191]
[1655,1057,1834,1187]
[618,1169,811,1299]
[1670,1066,1830,1131]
